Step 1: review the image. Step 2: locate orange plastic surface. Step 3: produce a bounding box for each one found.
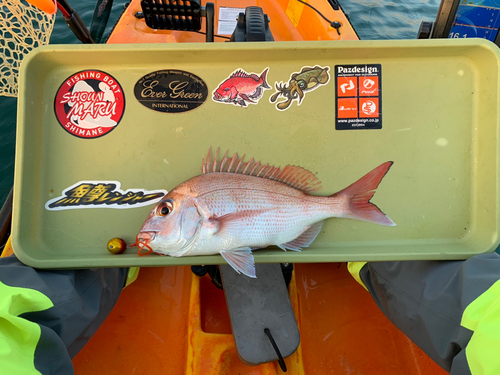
[25,0,56,14]
[73,264,448,375]
[1,237,13,258]
[107,0,358,44]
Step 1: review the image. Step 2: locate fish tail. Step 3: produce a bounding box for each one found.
[260,68,270,89]
[333,162,396,226]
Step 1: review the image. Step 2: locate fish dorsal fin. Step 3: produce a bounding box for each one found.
[201,148,322,193]
[230,70,259,81]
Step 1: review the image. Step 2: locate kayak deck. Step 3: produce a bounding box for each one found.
[0,241,444,373]
[107,0,358,44]
[72,264,447,374]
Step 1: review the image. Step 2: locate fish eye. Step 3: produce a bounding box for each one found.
[224,87,230,92]
[157,200,173,216]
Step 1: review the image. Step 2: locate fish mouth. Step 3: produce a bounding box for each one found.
[213,93,228,102]
[137,231,156,242]
[133,231,157,256]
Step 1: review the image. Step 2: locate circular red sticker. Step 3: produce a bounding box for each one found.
[54,70,125,139]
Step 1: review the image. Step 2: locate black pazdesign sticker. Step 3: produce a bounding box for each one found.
[335,64,382,130]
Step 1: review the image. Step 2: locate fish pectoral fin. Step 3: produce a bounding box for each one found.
[211,209,267,235]
[279,221,323,251]
[220,247,256,278]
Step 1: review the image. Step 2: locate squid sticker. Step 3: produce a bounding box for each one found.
[270,66,330,111]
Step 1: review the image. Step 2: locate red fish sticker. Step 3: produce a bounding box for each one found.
[213,68,270,107]
[54,70,125,139]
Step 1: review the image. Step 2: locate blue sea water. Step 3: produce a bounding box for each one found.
[0,0,441,205]
[341,0,440,40]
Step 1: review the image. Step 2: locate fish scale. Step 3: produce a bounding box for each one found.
[136,149,395,278]
[199,188,328,244]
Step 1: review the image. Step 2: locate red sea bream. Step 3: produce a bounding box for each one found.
[212,69,270,107]
[136,149,395,277]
